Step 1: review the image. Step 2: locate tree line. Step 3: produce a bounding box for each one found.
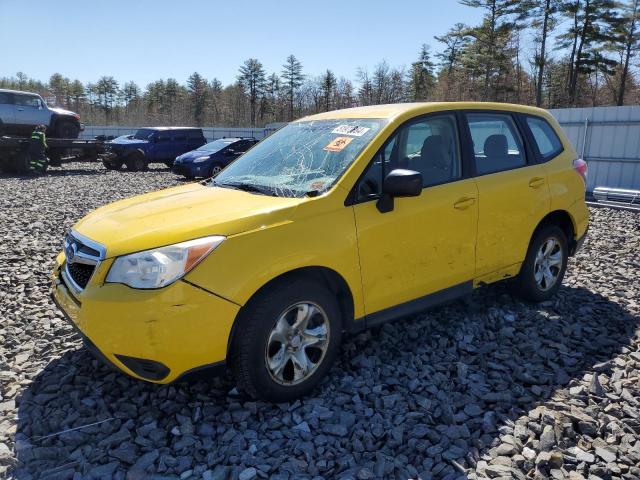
[2,0,638,128]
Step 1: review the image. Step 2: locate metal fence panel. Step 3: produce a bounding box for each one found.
[80,126,270,142]
[549,106,640,193]
[82,108,640,193]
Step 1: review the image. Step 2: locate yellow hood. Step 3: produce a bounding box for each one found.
[74,183,303,258]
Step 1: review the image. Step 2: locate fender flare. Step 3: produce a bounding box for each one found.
[49,113,80,131]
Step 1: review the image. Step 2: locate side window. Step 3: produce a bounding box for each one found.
[356,114,461,201]
[466,113,525,175]
[157,132,171,142]
[173,132,187,142]
[526,116,563,160]
[14,94,41,108]
[188,131,203,141]
[235,140,252,152]
[0,92,12,104]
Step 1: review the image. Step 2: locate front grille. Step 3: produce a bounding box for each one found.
[62,231,105,291]
[66,262,96,289]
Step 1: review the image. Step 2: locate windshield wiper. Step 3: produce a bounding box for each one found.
[212,180,277,196]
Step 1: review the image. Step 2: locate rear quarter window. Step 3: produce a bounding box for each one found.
[526,116,563,161]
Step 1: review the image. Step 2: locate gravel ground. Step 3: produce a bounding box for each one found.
[1,162,639,480]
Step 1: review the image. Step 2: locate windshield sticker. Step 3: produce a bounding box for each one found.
[324,136,353,152]
[331,125,371,137]
[310,181,326,191]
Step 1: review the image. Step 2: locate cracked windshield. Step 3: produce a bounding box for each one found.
[211,119,386,197]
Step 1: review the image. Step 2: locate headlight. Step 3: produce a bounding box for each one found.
[193,156,210,163]
[106,236,225,289]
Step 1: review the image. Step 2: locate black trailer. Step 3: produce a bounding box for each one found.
[0,136,105,174]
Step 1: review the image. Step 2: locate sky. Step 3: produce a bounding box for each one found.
[0,0,483,88]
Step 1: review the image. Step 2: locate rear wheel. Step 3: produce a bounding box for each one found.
[232,278,342,402]
[55,120,79,139]
[516,225,568,302]
[125,151,148,172]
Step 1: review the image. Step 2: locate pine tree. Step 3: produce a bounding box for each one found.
[614,0,640,105]
[281,55,304,121]
[320,70,337,111]
[435,23,470,100]
[238,59,266,126]
[408,44,436,101]
[459,0,522,100]
[187,72,208,126]
[527,0,561,106]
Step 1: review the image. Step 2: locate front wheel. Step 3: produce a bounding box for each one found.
[209,163,223,177]
[56,121,80,139]
[516,225,568,302]
[231,279,342,402]
[125,152,148,172]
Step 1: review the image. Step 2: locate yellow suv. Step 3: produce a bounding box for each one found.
[52,102,589,401]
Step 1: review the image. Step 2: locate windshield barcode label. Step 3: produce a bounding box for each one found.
[331,125,371,137]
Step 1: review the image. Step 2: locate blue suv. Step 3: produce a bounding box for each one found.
[103,127,206,171]
[172,137,258,179]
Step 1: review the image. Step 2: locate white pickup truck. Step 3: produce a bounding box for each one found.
[0,88,83,138]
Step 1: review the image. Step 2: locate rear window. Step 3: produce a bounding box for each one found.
[188,130,204,140]
[526,116,563,160]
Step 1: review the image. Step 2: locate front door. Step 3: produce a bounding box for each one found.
[463,111,550,276]
[13,93,49,133]
[352,113,478,318]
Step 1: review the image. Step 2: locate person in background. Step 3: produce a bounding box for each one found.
[27,125,48,175]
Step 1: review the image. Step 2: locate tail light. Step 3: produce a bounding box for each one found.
[573,158,587,184]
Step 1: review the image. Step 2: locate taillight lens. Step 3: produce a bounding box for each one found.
[573,158,587,184]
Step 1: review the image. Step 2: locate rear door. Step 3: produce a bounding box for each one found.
[172,130,189,158]
[0,92,15,132]
[187,130,206,151]
[464,111,550,277]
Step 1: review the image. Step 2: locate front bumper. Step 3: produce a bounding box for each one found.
[51,254,239,383]
[173,162,208,178]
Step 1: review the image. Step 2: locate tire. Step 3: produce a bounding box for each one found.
[125,151,148,172]
[516,224,568,302]
[103,159,123,170]
[164,160,174,168]
[209,163,224,178]
[232,278,342,402]
[55,120,80,139]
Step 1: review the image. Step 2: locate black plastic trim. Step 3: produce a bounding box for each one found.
[348,281,473,332]
[115,355,170,381]
[173,360,227,382]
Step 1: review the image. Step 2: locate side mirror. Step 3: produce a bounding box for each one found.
[377,169,423,213]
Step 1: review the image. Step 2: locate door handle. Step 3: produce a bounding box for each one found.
[453,197,476,210]
[529,177,545,188]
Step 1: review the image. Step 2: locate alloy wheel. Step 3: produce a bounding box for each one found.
[265,302,330,386]
[534,237,563,291]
